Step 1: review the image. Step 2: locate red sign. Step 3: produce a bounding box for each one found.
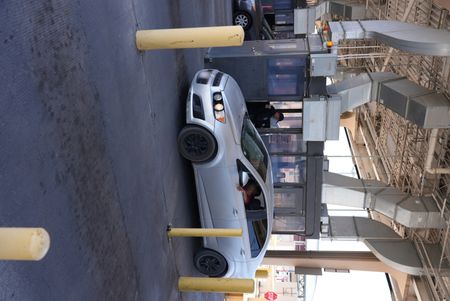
[264,291,278,301]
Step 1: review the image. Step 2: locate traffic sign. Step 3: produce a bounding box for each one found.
[264,291,278,301]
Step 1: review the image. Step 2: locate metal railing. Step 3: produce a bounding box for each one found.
[413,231,450,300]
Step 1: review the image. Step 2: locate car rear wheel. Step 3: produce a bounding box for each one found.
[194,249,228,277]
[233,11,252,30]
[178,125,217,163]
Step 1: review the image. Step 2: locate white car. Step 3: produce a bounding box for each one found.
[178,69,274,278]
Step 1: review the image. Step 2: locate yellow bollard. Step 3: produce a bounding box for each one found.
[136,26,244,50]
[0,228,50,260]
[255,268,269,279]
[178,277,255,293]
[167,227,242,237]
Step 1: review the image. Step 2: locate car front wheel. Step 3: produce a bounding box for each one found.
[194,248,228,277]
[178,125,217,163]
[233,11,252,30]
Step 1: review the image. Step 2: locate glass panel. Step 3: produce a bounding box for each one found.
[247,218,268,258]
[247,221,260,257]
[267,58,305,97]
[278,112,302,129]
[273,0,295,10]
[273,216,305,233]
[241,116,269,181]
[268,57,302,68]
[267,42,297,50]
[270,100,303,111]
[271,101,303,109]
[271,156,307,184]
[274,191,295,208]
[261,133,306,154]
[274,188,303,210]
[267,74,298,96]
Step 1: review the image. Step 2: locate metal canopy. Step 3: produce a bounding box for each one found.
[329,20,450,56]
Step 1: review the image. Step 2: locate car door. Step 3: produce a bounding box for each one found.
[197,164,242,226]
[233,158,269,262]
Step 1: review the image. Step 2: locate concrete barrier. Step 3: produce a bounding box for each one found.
[178,277,254,293]
[167,227,242,237]
[136,26,244,50]
[0,228,50,260]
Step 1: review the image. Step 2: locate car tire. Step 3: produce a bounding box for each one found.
[233,11,252,30]
[178,125,217,163]
[194,248,228,277]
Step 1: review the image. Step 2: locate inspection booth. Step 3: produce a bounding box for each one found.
[205,35,337,238]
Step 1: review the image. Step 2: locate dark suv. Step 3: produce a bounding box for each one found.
[233,0,264,40]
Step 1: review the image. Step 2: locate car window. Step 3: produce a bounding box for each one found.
[247,219,268,258]
[236,160,269,258]
[241,116,268,181]
[237,160,266,210]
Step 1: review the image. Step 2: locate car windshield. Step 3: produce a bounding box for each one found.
[241,116,268,181]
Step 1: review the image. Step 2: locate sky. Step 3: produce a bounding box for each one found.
[308,127,392,301]
[309,240,392,301]
[312,270,392,301]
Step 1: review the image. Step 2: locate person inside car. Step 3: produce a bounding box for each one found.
[237,180,263,210]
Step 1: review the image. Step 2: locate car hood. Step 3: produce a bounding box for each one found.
[223,75,247,144]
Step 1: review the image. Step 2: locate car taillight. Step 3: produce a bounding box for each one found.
[213,102,224,111]
[213,92,225,123]
[213,92,223,101]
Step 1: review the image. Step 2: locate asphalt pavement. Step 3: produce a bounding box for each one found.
[0,1,231,300]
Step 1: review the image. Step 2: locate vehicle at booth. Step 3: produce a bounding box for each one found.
[177,69,274,278]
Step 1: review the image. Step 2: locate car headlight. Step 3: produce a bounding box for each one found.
[213,92,225,123]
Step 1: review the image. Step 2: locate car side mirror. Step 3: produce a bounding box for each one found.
[240,171,250,187]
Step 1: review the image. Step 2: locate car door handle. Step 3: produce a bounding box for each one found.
[240,248,246,256]
[233,208,238,216]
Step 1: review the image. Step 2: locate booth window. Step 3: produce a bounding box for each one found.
[267,58,305,97]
